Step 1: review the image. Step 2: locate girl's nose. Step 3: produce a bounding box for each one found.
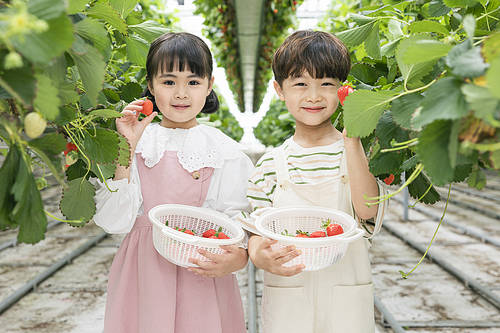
[175,86,188,99]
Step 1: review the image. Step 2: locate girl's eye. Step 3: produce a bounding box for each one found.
[189,80,201,85]
[163,80,175,85]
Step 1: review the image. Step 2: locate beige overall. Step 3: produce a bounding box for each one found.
[262,145,375,333]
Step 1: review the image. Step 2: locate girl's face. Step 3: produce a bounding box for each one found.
[148,66,213,129]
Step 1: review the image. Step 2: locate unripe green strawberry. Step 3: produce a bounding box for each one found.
[24,112,46,139]
[4,52,23,69]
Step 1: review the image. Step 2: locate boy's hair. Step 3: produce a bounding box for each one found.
[272,30,351,86]
[144,32,218,113]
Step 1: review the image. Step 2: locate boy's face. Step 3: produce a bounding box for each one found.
[274,71,341,127]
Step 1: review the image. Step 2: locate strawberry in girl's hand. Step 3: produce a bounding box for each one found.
[337,85,354,106]
[141,99,154,116]
[217,232,230,239]
[384,174,395,185]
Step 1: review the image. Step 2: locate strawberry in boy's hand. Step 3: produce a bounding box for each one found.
[337,85,354,106]
[384,174,395,185]
[202,229,216,238]
[310,231,326,238]
[141,99,154,116]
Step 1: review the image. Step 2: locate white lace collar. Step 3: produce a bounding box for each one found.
[135,123,243,172]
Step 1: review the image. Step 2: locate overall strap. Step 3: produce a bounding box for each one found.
[273,145,290,185]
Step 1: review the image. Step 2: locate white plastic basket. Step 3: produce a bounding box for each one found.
[255,206,364,271]
[148,204,245,267]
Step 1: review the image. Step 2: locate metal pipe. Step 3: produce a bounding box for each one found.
[383,222,500,310]
[374,295,406,333]
[0,232,107,315]
[247,262,258,333]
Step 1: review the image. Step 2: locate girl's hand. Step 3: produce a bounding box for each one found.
[248,236,304,276]
[187,245,248,278]
[116,100,157,151]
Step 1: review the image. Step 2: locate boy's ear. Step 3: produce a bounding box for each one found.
[273,80,285,101]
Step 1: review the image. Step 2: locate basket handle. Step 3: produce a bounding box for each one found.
[165,227,201,245]
[337,228,364,242]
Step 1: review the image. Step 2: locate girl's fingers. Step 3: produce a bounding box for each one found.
[279,264,305,277]
[197,249,219,262]
[271,245,296,260]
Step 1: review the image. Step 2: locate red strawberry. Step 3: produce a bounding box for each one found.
[202,229,216,238]
[296,234,310,238]
[384,174,395,185]
[141,99,154,116]
[209,235,218,239]
[295,230,310,238]
[337,85,354,106]
[64,142,78,155]
[217,232,230,239]
[183,229,195,236]
[327,224,344,236]
[310,231,327,238]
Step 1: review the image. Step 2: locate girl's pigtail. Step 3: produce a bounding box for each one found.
[142,87,160,113]
[201,90,219,114]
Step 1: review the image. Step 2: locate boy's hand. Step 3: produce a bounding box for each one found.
[248,236,304,276]
[187,245,248,278]
[116,100,157,151]
[342,128,361,145]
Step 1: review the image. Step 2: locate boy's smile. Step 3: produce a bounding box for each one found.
[274,71,341,127]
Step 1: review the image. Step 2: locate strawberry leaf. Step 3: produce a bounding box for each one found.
[83,128,120,165]
[60,177,96,223]
[407,171,440,204]
[0,145,20,230]
[391,93,423,130]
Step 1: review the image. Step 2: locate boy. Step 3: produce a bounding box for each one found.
[245,30,386,332]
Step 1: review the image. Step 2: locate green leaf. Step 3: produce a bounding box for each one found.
[83,128,120,164]
[336,21,378,48]
[120,82,143,102]
[0,145,19,229]
[74,18,111,60]
[350,64,383,85]
[381,38,401,57]
[12,153,47,243]
[446,43,488,78]
[462,14,476,39]
[128,20,169,42]
[343,90,398,138]
[490,150,500,169]
[117,132,131,168]
[369,151,404,175]
[486,57,500,98]
[443,0,479,7]
[58,81,79,105]
[67,0,89,14]
[448,120,460,168]
[126,35,149,66]
[34,73,61,121]
[409,20,449,35]
[110,0,137,19]
[365,21,381,60]
[482,32,500,62]
[28,0,65,20]
[391,93,423,129]
[349,14,376,25]
[412,77,468,128]
[396,36,439,88]
[467,165,486,189]
[69,36,106,107]
[12,15,74,64]
[401,38,452,64]
[0,65,36,106]
[87,1,128,34]
[401,155,419,171]
[408,172,440,204]
[375,112,410,147]
[89,109,123,119]
[416,120,455,186]
[28,132,66,156]
[461,84,499,123]
[423,1,451,17]
[91,162,116,180]
[453,163,473,182]
[388,19,404,40]
[54,105,78,126]
[60,177,96,222]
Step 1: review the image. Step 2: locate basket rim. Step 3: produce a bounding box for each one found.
[148,204,245,245]
[254,206,360,245]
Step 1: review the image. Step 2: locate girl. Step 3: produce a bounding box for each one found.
[93,32,252,333]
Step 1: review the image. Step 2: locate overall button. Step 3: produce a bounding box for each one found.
[192,171,200,180]
[341,174,348,184]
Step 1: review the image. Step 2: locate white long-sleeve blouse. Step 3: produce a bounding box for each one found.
[92,123,254,235]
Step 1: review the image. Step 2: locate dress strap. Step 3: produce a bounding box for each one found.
[273,145,290,185]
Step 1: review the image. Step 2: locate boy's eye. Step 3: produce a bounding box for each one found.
[294,82,306,87]
[163,80,175,85]
[322,82,335,86]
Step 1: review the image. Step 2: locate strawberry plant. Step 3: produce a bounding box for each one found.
[0,0,175,243]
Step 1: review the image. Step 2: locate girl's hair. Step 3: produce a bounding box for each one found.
[142,32,219,114]
[272,30,351,86]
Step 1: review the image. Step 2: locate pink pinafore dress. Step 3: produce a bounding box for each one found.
[103,151,246,333]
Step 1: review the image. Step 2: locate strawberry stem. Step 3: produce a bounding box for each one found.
[399,184,451,279]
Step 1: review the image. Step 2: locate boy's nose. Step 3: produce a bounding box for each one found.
[306,88,321,102]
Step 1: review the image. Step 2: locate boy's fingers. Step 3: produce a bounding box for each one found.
[279,264,305,277]
[275,250,301,264]
[260,238,277,249]
[219,244,237,252]
[270,245,296,259]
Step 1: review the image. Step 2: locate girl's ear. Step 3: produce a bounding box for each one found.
[147,81,154,96]
[207,76,215,96]
[273,80,285,101]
